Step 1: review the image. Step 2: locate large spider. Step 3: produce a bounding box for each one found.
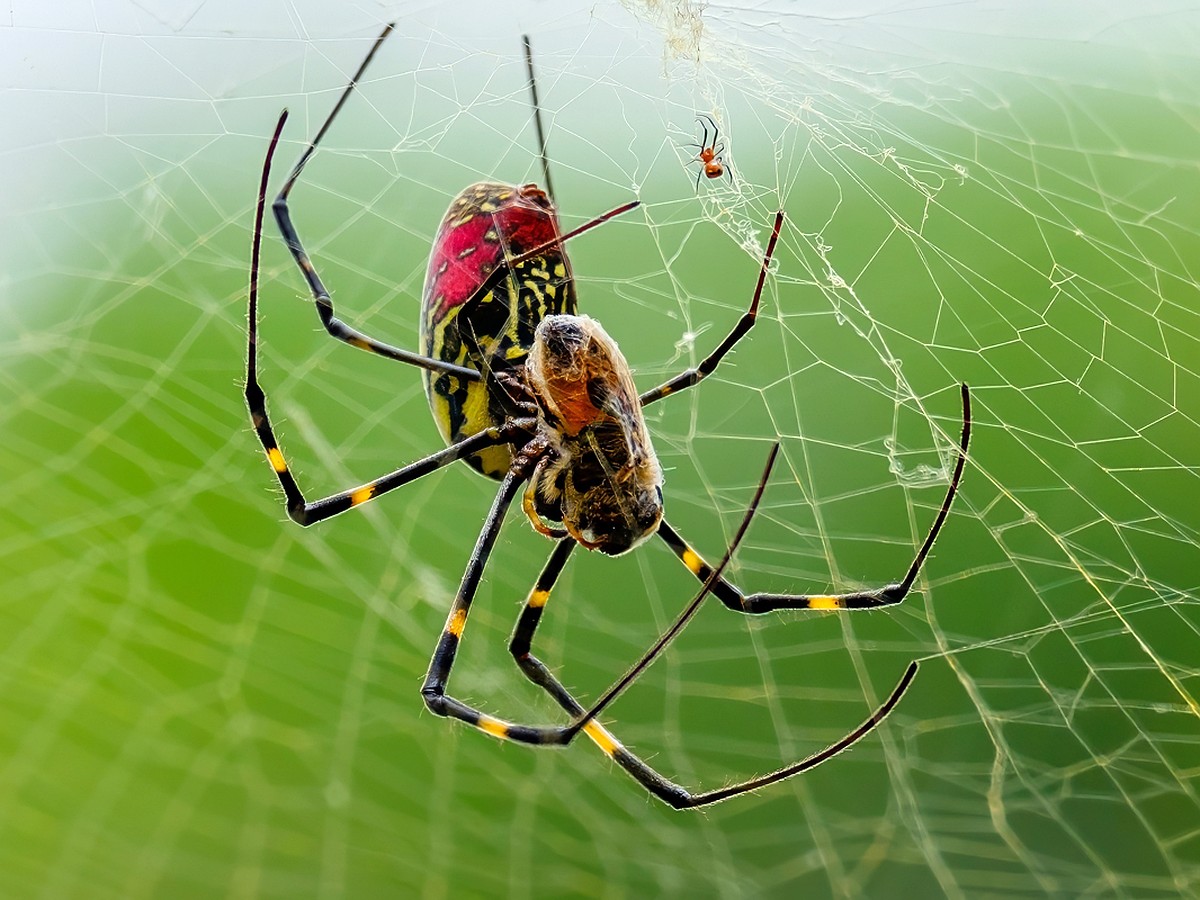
[244,24,971,809]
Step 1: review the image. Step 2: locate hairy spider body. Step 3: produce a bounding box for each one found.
[421,182,575,478]
[523,314,663,555]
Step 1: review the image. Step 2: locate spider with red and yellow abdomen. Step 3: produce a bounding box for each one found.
[243,23,971,809]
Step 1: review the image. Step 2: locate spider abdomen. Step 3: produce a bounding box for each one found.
[421,182,577,479]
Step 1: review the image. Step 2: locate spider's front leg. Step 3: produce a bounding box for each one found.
[639,210,783,407]
[267,24,481,381]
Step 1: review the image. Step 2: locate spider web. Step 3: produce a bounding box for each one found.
[3,0,1199,896]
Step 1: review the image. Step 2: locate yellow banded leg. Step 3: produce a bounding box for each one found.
[653,382,968,616]
[506,538,628,759]
[657,518,914,613]
[244,388,524,528]
[420,474,586,747]
[245,98,521,531]
[497,530,919,806]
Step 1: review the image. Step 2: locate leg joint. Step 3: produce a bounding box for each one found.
[420,686,448,717]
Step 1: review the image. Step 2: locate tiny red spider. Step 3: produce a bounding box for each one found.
[692,113,733,188]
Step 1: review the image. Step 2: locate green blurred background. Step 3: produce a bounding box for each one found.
[3,1,1199,897]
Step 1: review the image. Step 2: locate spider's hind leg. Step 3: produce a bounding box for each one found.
[658,384,971,615]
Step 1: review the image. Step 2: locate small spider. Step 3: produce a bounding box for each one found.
[691,113,733,188]
[244,25,971,809]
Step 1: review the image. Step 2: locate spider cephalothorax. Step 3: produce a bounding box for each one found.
[522,314,663,556]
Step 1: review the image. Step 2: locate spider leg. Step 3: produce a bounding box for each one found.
[708,115,722,148]
[505,538,640,757]
[420,472,593,746]
[246,394,530,527]
[640,210,784,406]
[509,446,918,808]
[548,660,916,809]
[522,34,554,200]
[659,384,970,614]
[248,110,534,525]
[507,538,577,705]
[419,449,776,755]
[265,26,478,380]
[503,538,689,767]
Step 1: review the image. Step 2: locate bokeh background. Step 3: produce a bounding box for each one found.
[3,1,1199,897]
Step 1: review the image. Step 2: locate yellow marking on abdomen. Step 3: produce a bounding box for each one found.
[582,721,622,758]
[681,548,705,576]
[447,608,468,638]
[808,596,844,610]
[349,485,374,507]
[527,589,550,609]
[477,715,509,740]
[266,447,287,473]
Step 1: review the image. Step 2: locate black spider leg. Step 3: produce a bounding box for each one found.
[693,114,732,188]
[419,471,574,742]
[639,209,784,407]
[508,446,919,808]
[270,22,479,381]
[247,108,537,525]
[694,114,715,190]
[635,208,970,610]
[251,69,638,526]
[659,383,969,614]
[522,34,554,200]
[419,449,775,757]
